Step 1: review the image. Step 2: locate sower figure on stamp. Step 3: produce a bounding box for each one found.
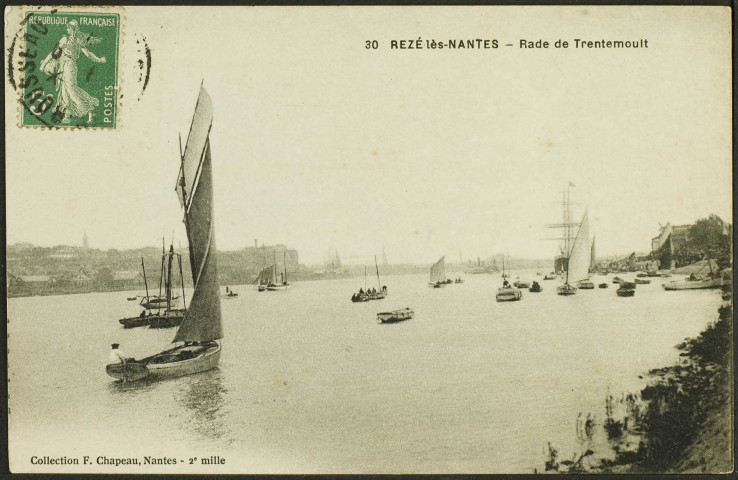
[39,20,106,124]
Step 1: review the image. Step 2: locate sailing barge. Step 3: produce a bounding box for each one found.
[107,86,223,382]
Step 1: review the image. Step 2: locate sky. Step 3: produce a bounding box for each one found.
[5,6,732,265]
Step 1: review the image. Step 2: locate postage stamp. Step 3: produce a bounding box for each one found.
[15,10,120,128]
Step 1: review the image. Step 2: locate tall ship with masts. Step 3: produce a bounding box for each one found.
[557,211,591,295]
[106,85,223,381]
[547,185,578,275]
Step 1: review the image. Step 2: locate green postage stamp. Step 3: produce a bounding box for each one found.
[18,11,120,128]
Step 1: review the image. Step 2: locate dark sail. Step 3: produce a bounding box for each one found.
[255,265,275,285]
[173,87,222,343]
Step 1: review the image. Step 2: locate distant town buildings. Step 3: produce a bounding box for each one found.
[7,241,301,297]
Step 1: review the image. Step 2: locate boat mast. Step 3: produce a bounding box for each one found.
[273,250,277,284]
[375,255,381,288]
[284,250,288,284]
[141,257,150,305]
[166,244,174,311]
[158,238,165,310]
[364,266,367,290]
[178,252,187,310]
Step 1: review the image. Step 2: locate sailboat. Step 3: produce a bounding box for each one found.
[265,250,289,291]
[256,264,273,292]
[138,245,180,310]
[368,255,387,300]
[496,255,522,301]
[351,266,372,302]
[148,244,187,328]
[106,86,222,382]
[429,256,448,287]
[557,211,591,295]
[119,249,186,329]
[119,257,156,328]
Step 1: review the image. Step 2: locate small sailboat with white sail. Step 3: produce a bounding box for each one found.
[429,256,448,288]
[106,86,222,382]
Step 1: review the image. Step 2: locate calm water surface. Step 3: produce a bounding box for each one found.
[8,271,722,473]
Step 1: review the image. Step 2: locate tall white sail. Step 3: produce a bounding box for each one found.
[430,256,446,283]
[567,211,590,284]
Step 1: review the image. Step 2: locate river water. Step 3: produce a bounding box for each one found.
[8,271,722,473]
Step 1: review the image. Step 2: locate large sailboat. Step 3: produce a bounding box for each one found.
[429,256,448,287]
[557,211,591,295]
[106,86,223,382]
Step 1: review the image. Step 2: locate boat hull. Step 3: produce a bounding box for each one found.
[106,343,221,382]
[496,287,522,302]
[617,289,635,297]
[577,281,595,289]
[148,312,185,329]
[266,284,289,291]
[105,362,151,382]
[377,308,414,323]
[634,279,651,285]
[557,284,577,296]
[662,278,723,290]
[119,316,150,329]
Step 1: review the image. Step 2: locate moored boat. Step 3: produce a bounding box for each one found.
[148,309,186,329]
[496,256,522,301]
[529,281,542,293]
[120,246,186,329]
[106,86,223,382]
[598,283,609,289]
[634,278,651,285]
[616,281,636,297]
[577,280,595,289]
[662,277,722,290]
[377,307,414,323]
[513,280,530,289]
[543,273,556,280]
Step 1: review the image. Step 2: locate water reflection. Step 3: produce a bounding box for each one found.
[106,376,159,395]
[176,368,231,445]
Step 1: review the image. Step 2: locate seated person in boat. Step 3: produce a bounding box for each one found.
[108,343,134,364]
[503,279,511,288]
[382,285,387,291]
[140,310,146,317]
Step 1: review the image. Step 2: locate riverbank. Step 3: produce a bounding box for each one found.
[546,300,733,473]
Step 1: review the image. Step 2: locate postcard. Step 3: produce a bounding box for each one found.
[5,5,732,474]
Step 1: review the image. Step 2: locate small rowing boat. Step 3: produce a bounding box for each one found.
[377,308,414,324]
